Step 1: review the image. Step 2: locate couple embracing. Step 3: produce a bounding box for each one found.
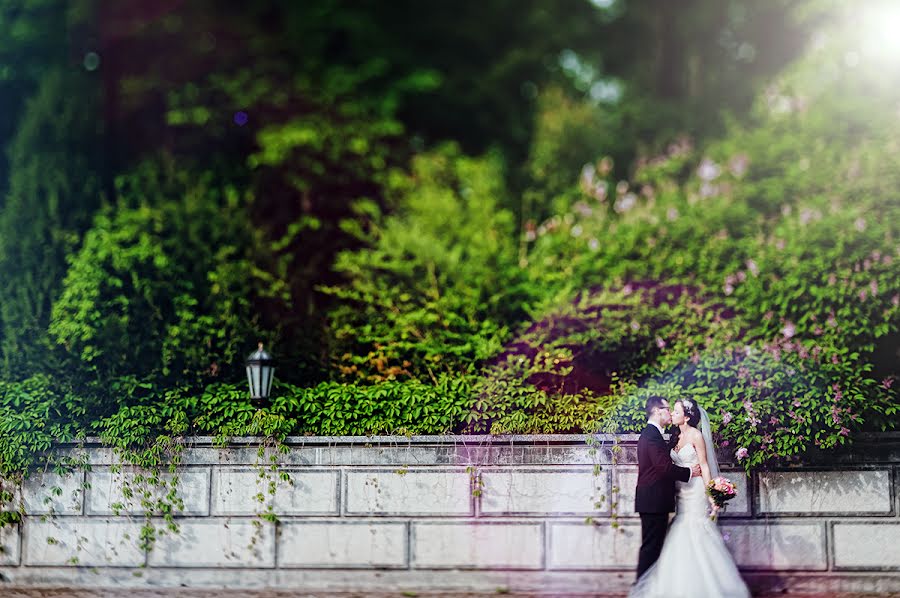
[629,396,750,598]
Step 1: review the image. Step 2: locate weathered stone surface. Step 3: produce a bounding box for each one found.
[0,522,20,565]
[87,469,210,516]
[615,470,638,517]
[411,522,543,569]
[179,447,316,466]
[318,446,448,466]
[721,522,826,570]
[543,446,613,465]
[481,469,608,515]
[211,469,338,516]
[148,519,275,568]
[23,518,144,567]
[833,523,900,569]
[547,522,640,569]
[278,522,407,568]
[22,471,84,516]
[758,470,892,514]
[345,470,471,516]
[717,470,750,516]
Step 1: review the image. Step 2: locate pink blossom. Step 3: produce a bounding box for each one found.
[745,259,759,276]
[763,311,774,321]
[722,411,733,425]
[813,326,823,336]
[839,427,850,437]
[828,273,837,285]
[781,322,796,339]
[798,345,809,359]
[721,440,730,447]
[736,447,749,461]
[724,283,734,296]
[656,337,667,349]
[698,158,721,181]
[883,378,895,390]
[826,314,837,328]
[859,289,868,301]
[793,399,802,407]
[831,354,840,365]
[770,416,779,425]
[728,154,749,178]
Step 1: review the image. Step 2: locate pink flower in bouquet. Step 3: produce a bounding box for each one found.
[736,447,749,461]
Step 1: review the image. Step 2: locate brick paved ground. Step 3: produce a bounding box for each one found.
[4,590,900,597]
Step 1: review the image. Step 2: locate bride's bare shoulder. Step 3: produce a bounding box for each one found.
[688,427,704,443]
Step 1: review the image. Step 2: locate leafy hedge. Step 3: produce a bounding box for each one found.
[0,14,898,481]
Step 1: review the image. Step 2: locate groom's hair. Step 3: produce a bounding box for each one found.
[645,395,667,419]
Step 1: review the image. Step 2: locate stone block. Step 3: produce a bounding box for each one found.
[412,522,543,569]
[211,469,338,516]
[547,522,640,569]
[22,470,84,515]
[87,468,209,516]
[543,446,613,465]
[720,522,826,570]
[180,446,316,466]
[833,523,900,569]
[345,470,471,516]
[148,519,275,568]
[0,523,20,565]
[278,522,407,568]
[319,446,445,466]
[717,470,750,516]
[758,470,892,514]
[23,518,145,567]
[615,469,638,517]
[481,469,608,515]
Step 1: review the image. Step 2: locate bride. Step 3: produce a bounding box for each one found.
[629,398,751,598]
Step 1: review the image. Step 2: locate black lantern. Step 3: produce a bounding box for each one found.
[246,342,275,403]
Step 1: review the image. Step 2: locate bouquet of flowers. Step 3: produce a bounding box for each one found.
[706,477,737,519]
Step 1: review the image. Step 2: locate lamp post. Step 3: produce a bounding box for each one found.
[246,342,275,406]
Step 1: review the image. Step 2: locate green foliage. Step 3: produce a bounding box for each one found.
[323,143,537,380]
[0,67,104,378]
[0,375,85,477]
[49,162,290,383]
[514,20,899,468]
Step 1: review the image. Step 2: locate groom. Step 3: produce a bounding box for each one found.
[634,395,701,580]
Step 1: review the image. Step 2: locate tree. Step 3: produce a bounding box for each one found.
[0,67,104,378]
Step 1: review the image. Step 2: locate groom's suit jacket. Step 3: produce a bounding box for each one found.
[635,424,692,513]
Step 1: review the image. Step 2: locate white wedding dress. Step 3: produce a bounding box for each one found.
[629,443,751,598]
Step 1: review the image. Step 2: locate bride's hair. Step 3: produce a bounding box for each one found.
[668,398,702,449]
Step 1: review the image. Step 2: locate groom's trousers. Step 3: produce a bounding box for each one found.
[636,513,669,579]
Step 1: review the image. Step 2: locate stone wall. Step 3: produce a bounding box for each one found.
[1,434,898,594]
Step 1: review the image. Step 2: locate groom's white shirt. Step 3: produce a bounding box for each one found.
[648,420,664,436]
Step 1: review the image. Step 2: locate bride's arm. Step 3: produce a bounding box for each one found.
[692,430,718,510]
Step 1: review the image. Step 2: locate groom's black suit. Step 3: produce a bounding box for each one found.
[634,423,692,580]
